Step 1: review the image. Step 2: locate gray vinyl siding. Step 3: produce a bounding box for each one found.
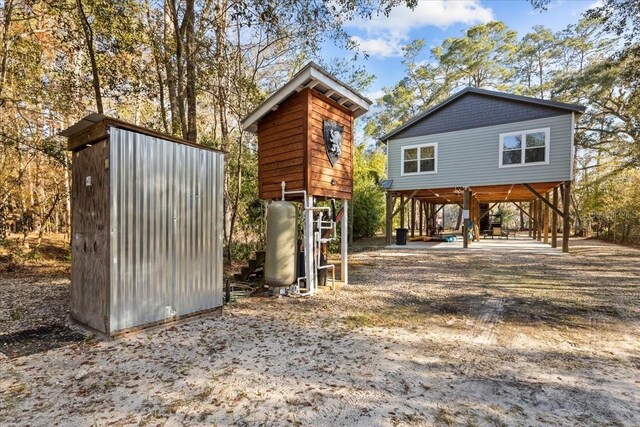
[387,114,573,190]
[391,92,569,140]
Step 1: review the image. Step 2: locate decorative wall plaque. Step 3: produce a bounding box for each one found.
[323,118,343,167]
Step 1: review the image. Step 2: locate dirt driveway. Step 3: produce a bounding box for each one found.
[1,238,638,426]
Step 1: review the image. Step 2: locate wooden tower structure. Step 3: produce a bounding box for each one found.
[242,62,371,292]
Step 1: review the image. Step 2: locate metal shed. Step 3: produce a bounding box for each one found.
[61,114,225,337]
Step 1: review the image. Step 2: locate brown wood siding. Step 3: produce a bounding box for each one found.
[70,139,110,334]
[257,90,307,200]
[307,90,354,200]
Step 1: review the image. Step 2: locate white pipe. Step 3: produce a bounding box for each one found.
[281,181,331,212]
[280,181,336,296]
[341,199,349,286]
[315,212,336,289]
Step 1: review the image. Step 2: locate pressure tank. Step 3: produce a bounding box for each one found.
[265,201,298,286]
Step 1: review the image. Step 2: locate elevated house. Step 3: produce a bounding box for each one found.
[381,87,585,252]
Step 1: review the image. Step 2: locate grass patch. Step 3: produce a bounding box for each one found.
[10,308,23,321]
[344,313,377,328]
[435,407,455,426]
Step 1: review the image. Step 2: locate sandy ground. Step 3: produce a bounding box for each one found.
[0,237,639,426]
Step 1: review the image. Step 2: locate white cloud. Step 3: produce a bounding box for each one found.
[587,0,603,9]
[351,35,403,58]
[364,88,386,101]
[348,0,494,58]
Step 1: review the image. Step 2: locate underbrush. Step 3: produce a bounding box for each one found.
[0,234,70,277]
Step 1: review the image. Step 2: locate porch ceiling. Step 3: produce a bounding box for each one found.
[391,182,561,204]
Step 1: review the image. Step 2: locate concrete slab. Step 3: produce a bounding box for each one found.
[385,234,566,255]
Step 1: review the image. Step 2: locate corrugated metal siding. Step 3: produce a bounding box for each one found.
[109,128,224,333]
[388,114,573,190]
[391,92,569,140]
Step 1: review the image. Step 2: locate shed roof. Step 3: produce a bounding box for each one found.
[241,62,372,133]
[60,114,225,154]
[380,87,586,142]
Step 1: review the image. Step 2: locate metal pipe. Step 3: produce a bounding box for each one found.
[280,181,336,296]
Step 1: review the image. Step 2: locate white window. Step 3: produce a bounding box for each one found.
[402,143,437,175]
[499,128,550,167]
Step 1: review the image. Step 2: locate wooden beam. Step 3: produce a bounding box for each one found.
[422,203,427,234]
[562,181,571,253]
[473,197,480,242]
[543,192,550,244]
[537,199,543,241]
[528,202,533,237]
[411,199,416,238]
[511,202,533,221]
[532,200,538,240]
[419,201,423,236]
[428,204,445,222]
[552,186,558,248]
[479,202,499,221]
[522,183,564,217]
[391,190,418,217]
[463,188,471,248]
[385,193,393,245]
[400,196,405,229]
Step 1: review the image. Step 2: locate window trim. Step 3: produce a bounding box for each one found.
[498,127,550,168]
[401,142,438,176]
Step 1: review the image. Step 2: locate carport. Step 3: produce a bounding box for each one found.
[385,181,571,252]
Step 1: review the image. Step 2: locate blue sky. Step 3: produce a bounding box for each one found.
[321,0,598,101]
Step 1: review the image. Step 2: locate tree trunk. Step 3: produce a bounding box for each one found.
[164,0,180,135]
[64,158,71,241]
[184,0,197,142]
[168,0,188,138]
[520,209,524,230]
[146,0,169,133]
[226,132,243,265]
[0,0,14,99]
[77,0,103,114]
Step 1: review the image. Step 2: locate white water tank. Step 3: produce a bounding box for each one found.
[265,201,298,286]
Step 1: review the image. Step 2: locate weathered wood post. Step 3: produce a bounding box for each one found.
[537,199,543,241]
[552,187,558,248]
[419,200,423,236]
[410,198,416,238]
[463,188,471,248]
[528,202,533,238]
[341,200,348,285]
[562,181,571,253]
[386,193,393,245]
[473,198,480,242]
[531,200,536,240]
[543,192,550,244]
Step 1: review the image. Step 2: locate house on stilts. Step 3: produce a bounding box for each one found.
[381,87,585,252]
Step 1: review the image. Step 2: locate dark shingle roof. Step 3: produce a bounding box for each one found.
[380,87,586,142]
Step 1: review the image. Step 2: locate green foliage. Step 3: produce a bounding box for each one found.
[433,21,517,90]
[352,144,386,238]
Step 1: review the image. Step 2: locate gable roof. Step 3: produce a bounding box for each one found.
[380,87,586,142]
[241,62,372,133]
